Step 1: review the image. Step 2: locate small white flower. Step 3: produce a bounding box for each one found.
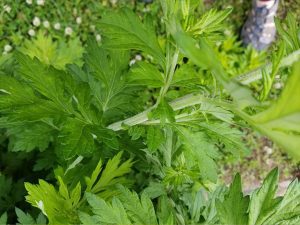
[4,44,12,53]
[95,34,101,42]
[135,54,142,61]
[28,29,36,36]
[65,27,73,36]
[266,158,272,166]
[90,25,95,32]
[263,146,273,155]
[33,17,41,27]
[73,8,78,16]
[224,29,231,36]
[26,0,33,4]
[129,59,136,66]
[54,22,61,30]
[3,5,11,13]
[142,7,151,12]
[274,82,282,89]
[76,17,82,24]
[110,0,118,4]
[36,0,45,6]
[43,20,50,28]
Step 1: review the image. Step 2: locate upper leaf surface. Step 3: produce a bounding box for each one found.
[85,40,134,117]
[252,61,300,159]
[98,8,165,68]
[118,186,158,225]
[169,21,258,108]
[216,174,249,225]
[84,193,131,225]
[176,126,219,182]
[248,168,280,225]
[127,61,164,87]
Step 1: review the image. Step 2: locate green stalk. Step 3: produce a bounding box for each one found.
[108,36,300,132]
[236,49,300,84]
[107,93,223,131]
[156,48,180,106]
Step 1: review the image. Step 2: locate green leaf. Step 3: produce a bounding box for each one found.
[92,126,119,150]
[128,125,145,140]
[151,98,176,124]
[15,208,46,225]
[171,63,200,88]
[0,175,13,212]
[58,176,69,200]
[147,126,165,152]
[57,118,95,159]
[142,182,166,199]
[176,126,219,182]
[216,174,249,225]
[0,212,7,225]
[199,122,249,157]
[169,22,258,108]
[70,182,82,206]
[248,168,280,225]
[20,31,83,70]
[85,151,133,197]
[98,8,165,68]
[85,40,132,116]
[264,179,300,224]
[15,53,73,114]
[118,186,158,225]
[85,159,103,192]
[78,212,99,225]
[157,195,175,225]
[25,179,78,224]
[252,61,300,159]
[200,102,234,123]
[16,208,36,225]
[128,61,164,87]
[35,213,47,225]
[259,41,285,101]
[190,7,233,39]
[85,193,131,225]
[191,190,207,222]
[7,122,54,152]
[0,76,38,110]
[275,13,300,53]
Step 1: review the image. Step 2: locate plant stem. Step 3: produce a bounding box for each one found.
[156,48,180,106]
[108,49,300,131]
[236,49,300,84]
[107,93,224,131]
[164,49,179,96]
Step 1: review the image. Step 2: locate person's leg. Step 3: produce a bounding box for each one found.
[241,0,279,51]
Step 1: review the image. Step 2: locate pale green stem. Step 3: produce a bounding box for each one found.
[142,110,200,125]
[107,47,300,132]
[236,49,300,84]
[108,93,219,131]
[156,49,180,106]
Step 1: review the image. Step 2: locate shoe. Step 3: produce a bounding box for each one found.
[241,0,279,50]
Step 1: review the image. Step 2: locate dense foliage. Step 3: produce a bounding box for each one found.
[0,0,300,224]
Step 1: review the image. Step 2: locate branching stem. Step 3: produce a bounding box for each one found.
[108,45,300,131]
